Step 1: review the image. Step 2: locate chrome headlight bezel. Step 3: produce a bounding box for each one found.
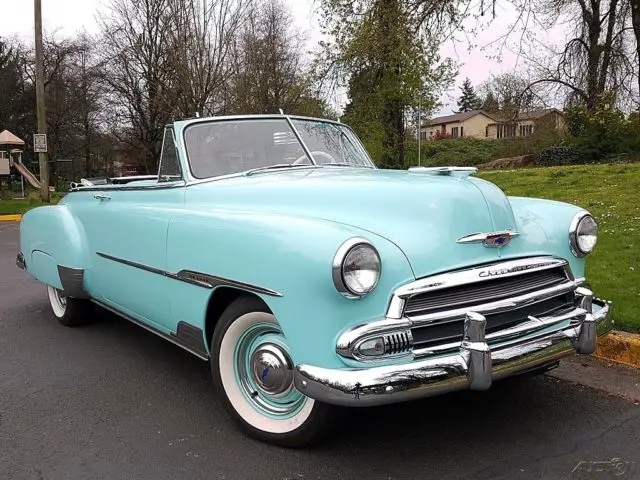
[569,211,598,257]
[332,238,381,299]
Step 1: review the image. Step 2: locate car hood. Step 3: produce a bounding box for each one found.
[187,167,522,278]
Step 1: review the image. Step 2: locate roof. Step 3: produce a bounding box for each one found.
[426,110,499,126]
[516,108,563,121]
[0,130,25,146]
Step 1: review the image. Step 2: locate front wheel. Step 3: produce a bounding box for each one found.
[47,285,93,327]
[211,296,336,447]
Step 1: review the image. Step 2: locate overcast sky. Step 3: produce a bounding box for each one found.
[1,0,565,116]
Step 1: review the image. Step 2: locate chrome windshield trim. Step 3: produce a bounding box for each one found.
[284,115,317,165]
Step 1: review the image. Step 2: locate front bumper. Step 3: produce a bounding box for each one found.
[294,295,611,407]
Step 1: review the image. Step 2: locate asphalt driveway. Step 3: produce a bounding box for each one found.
[1,221,638,480]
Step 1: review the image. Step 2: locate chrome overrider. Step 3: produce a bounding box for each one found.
[293,256,612,407]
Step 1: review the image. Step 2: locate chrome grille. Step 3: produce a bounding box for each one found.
[404,267,568,317]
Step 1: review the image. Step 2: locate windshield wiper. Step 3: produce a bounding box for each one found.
[244,163,315,176]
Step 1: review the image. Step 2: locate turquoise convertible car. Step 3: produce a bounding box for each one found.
[18,114,612,446]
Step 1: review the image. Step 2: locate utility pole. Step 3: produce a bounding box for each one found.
[34,0,50,202]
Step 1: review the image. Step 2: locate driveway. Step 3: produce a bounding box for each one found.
[1,222,638,480]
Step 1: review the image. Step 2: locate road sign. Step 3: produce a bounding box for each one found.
[33,134,47,153]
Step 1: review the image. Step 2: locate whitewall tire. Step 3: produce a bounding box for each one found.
[211,296,337,447]
[47,285,93,327]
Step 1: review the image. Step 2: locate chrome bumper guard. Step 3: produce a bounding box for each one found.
[294,291,611,407]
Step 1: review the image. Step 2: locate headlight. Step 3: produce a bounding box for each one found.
[332,238,381,298]
[569,211,598,257]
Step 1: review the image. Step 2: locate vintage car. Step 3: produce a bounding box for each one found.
[17,114,612,447]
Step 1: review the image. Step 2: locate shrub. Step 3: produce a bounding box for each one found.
[536,146,580,166]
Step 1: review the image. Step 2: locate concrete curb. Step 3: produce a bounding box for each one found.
[596,331,640,368]
[0,214,22,222]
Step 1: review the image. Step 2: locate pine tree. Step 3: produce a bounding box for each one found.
[481,91,500,113]
[456,77,482,112]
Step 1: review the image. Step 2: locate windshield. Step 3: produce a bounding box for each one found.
[184,118,374,179]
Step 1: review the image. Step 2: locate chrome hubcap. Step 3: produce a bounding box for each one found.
[235,322,307,417]
[250,344,293,397]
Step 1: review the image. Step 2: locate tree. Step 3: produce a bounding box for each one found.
[632,0,640,105]
[479,72,539,119]
[98,0,175,174]
[481,91,500,113]
[230,0,331,117]
[318,0,454,167]
[456,77,482,112]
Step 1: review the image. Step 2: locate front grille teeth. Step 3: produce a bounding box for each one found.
[384,331,412,355]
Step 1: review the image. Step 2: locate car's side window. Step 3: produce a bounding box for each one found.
[158,128,182,182]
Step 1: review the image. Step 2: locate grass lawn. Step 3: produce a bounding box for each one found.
[0,197,60,215]
[479,163,640,333]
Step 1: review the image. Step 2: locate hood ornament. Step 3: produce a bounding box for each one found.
[457,230,519,248]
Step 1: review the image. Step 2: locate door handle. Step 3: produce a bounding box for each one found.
[94,194,111,201]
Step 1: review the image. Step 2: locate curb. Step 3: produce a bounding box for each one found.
[0,214,22,222]
[595,331,640,368]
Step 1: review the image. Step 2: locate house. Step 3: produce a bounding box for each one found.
[485,108,566,139]
[420,110,499,140]
[421,108,565,140]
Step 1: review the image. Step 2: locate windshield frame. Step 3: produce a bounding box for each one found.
[181,114,376,181]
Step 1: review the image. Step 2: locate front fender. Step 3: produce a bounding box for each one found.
[166,210,415,369]
[504,196,586,278]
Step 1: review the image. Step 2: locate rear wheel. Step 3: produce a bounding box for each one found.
[47,285,93,327]
[211,296,336,447]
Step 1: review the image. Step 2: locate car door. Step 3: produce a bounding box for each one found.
[76,127,185,332]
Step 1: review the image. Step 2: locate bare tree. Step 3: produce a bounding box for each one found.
[230,0,328,115]
[164,0,253,117]
[98,0,174,173]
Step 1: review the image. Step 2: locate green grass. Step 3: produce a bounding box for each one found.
[479,163,640,333]
[0,196,60,215]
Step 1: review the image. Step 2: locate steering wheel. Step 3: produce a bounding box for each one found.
[292,151,338,165]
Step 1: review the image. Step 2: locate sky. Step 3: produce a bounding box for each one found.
[1,0,567,116]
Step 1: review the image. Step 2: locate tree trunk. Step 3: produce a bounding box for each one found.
[632,0,640,104]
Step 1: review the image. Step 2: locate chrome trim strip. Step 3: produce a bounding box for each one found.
[175,270,283,297]
[296,299,610,407]
[96,252,283,297]
[456,230,520,245]
[91,299,209,361]
[97,252,167,276]
[69,180,186,193]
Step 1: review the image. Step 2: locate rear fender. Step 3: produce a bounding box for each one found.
[20,205,90,297]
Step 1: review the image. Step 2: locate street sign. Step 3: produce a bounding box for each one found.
[33,134,47,153]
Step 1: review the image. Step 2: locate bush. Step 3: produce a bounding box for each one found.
[536,146,580,166]
[404,134,561,168]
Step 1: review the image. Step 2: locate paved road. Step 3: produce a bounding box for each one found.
[1,222,639,480]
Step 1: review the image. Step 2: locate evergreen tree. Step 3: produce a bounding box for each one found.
[481,91,500,113]
[456,77,482,112]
